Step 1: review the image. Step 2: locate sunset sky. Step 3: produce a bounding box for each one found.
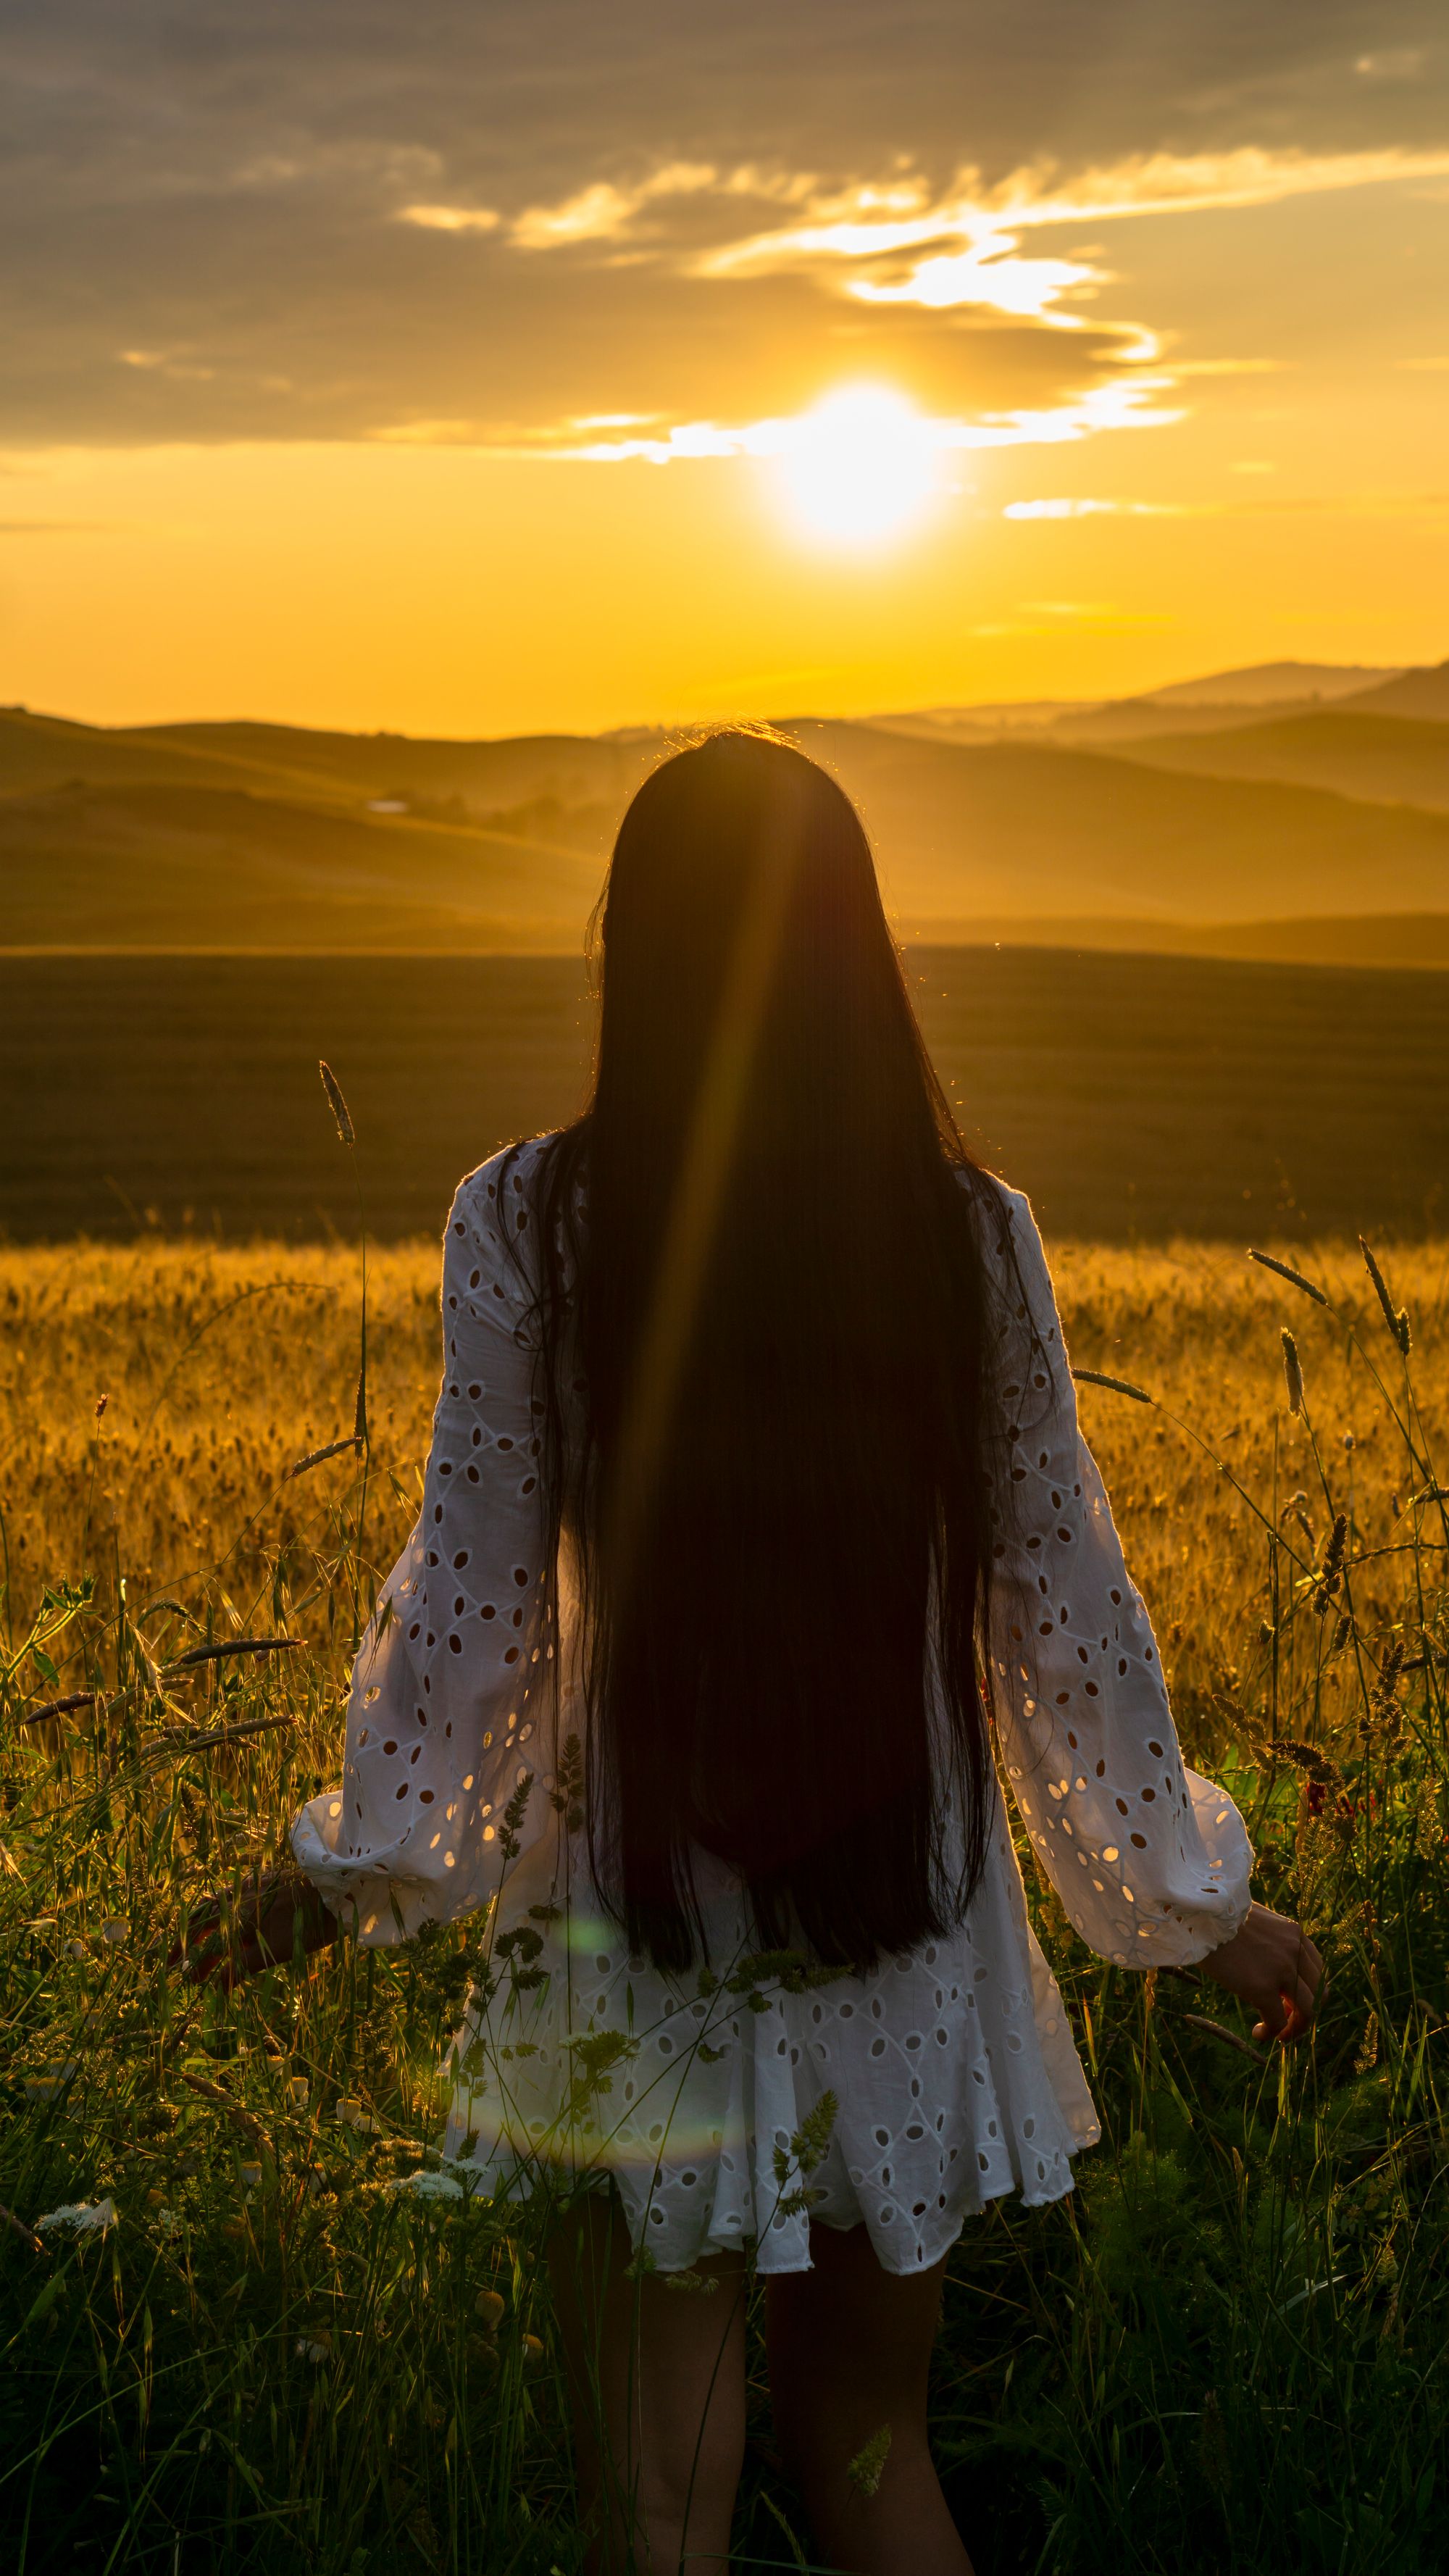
[2,0,1448,735]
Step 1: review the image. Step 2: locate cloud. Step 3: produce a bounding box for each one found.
[117,349,217,382]
[1355,50,1425,80]
[1003,496,1180,517]
[688,144,1449,325]
[3,1,1447,451]
[398,203,501,234]
[467,372,1182,463]
[509,162,719,248]
[391,137,1449,382]
[1006,488,1449,521]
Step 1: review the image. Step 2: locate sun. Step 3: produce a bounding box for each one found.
[772,386,940,547]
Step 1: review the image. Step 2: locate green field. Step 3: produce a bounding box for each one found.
[3,946,1447,1243]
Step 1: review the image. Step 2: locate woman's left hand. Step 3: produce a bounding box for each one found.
[172,1867,338,1988]
[1198,1901,1324,2043]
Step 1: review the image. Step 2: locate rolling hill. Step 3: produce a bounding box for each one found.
[1129,659,1401,709]
[872,662,1404,749]
[7,674,1449,954]
[793,721,1449,928]
[1332,660,1449,723]
[1109,709,1449,813]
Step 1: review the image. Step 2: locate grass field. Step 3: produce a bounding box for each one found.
[4,946,1449,1244]
[1,1220,1447,2572]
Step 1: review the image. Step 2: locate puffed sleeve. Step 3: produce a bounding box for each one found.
[979,1181,1254,1969]
[290,1145,555,1943]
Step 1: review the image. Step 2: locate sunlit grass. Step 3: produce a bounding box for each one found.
[1,1230,1446,2570]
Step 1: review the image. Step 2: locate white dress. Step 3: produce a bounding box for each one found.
[293,1137,1253,2275]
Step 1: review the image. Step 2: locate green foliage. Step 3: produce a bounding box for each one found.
[1,1225,1447,2572]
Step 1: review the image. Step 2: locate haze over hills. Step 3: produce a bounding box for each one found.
[1111,711,1449,814]
[4,656,1449,959]
[871,661,1408,748]
[1332,664,1449,724]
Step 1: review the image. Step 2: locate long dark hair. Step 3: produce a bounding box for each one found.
[516,729,999,1972]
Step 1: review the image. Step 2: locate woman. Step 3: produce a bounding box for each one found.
[212,733,1320,2576]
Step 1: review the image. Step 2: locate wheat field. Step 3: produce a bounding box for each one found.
[1,1226,1447,2573]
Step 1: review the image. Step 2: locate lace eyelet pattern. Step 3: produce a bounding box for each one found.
[292,1146,1253,2275]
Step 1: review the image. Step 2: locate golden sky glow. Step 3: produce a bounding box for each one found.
[2,10,1448,733]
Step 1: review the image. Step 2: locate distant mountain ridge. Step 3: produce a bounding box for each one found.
[4,656,1449,956]
[869,659,1408,745]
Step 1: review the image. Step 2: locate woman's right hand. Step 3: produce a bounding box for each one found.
[172,1867,338,1989]
[1198,1901,1324,2043]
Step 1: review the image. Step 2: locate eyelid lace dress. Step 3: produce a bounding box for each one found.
[292,1136,1253,2275]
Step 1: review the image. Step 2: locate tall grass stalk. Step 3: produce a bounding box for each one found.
[1,1224,1445,2571]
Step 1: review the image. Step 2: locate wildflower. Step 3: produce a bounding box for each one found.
[36,2197,117,2238]
[287,2077,310,2110]
[296,2331,333,2363]
[100,1920,128,1947]
[384,2169,465,2201]
[240,2162,263,2190]
[475,2288,505,2330]
[522,2333,545,2366]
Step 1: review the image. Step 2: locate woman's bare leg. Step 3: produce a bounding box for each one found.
[765,2221,972,2576]
[548,2192,748,2575]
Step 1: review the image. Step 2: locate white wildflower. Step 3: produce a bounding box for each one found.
[36,2197,117,2238]
[296,2331,333,2363]
[100,1920,129,1947]
[384,2169,464,2202]
[239,2162,263,2191]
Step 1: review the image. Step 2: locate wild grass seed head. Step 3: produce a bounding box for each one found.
[1249,1248,1329,1307]
[1281,1327,1305,1417]
[319,1060,356,1149]
[1360,1235,1411,1355]
[1313,1512,1348,1613]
